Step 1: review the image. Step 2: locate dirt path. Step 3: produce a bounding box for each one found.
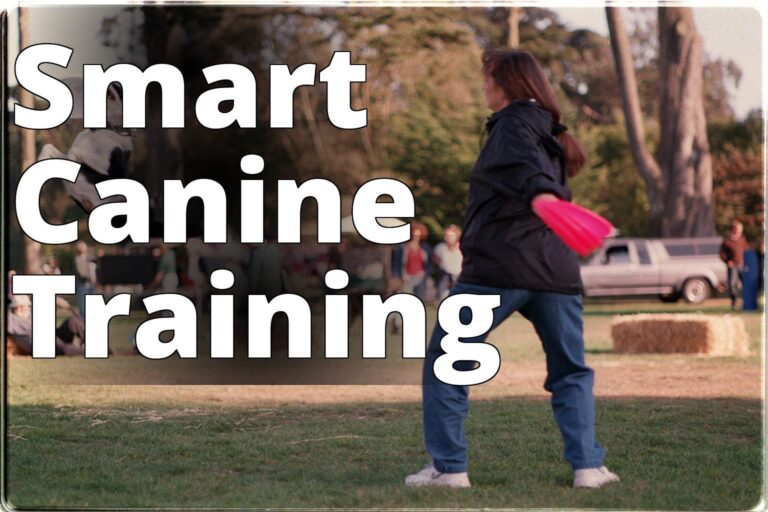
[9,357,761,407]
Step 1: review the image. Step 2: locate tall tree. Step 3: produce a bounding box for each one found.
[656,7,715,236]
[507,7,521,47]
[606,6,716,236]
[606,7,664,233]
[18,7,42,274]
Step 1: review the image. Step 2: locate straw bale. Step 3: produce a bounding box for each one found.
[611,314,749,355]
[6,337,23,357]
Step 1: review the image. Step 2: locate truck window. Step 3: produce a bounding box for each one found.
[636,242,651,264]
[603,245,630,264]
[664,243,696,257]
[697,243,721,255]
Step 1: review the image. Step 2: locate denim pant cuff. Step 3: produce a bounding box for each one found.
[433,461,468,474]
[571,459,605,470]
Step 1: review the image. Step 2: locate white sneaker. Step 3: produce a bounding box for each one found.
[405,464,435,485]
[598,466,620,482]
[573,466,620,488]
[405,464,471,488]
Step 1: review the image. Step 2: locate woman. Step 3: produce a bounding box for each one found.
[391,223,432,296]
[400,222,432,299]
[405,50,618,489]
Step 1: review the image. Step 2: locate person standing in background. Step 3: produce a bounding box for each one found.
[433,225,463,301]
[73,241,96,320]
[42,255,62,275]
[248,240,285,300]
[401,222,432,300]
[149,243,179,293]
[719,220,750,310]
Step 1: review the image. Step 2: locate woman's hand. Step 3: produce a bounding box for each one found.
[533,192,558,202]
[528,194,614,256]
[531,193,559,214]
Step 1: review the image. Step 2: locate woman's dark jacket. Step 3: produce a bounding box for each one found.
[457,99,583,294]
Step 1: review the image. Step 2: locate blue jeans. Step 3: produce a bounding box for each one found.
[727,266,743,307]
[75,281,94,320]
[422,281,606,472]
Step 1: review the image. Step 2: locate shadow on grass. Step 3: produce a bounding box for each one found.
[585,348,614,355]
[4,397,762,510]
[585,307,765,317]
[582,296,764,317]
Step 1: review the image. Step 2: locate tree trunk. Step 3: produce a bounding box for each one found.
[18,7,42,274]
[606,7,664,234]
[299,86,331,177]
[507,7,521,48]
[606,7,715,237]
[657,7,716,236]
[142,8,183,198]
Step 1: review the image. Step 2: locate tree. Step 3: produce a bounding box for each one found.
[346,8,487,230]
[91,5,733,239]
[18,7,42,274]
[657,7,715,236]
[507,7,521,47]
[710,111,764,248]
[606,7,664,233]
[607,6,716,237]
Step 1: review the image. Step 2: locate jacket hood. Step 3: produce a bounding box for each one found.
[486,99,555,137]
[486,99,565,159]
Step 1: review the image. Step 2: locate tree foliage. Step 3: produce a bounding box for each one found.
[710,112,764,248]
[9,5,762,273]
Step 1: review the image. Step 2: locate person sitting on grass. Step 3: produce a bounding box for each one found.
[7,294,86,356]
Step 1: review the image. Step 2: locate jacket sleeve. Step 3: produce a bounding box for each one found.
[481,117,572,204]
[719,241,729,263]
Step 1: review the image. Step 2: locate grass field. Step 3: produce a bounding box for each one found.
[6,399,762,510]
[4,298,765,509]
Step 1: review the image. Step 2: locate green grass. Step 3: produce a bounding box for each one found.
[6,398,762,510]
[6,298,764,509]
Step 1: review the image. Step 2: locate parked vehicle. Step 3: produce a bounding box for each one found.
[580,237,727,303]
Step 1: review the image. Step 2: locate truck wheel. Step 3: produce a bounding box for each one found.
[682,278,711,304]
[659,292,680,303]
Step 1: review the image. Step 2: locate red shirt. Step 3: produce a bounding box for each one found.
[720,235,749,266]
[405,246,425,275]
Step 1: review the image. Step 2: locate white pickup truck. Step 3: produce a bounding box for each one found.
[580,237,728,304]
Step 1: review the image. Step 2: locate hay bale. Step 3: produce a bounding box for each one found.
[611,314,749,356]
[6,336,23,358]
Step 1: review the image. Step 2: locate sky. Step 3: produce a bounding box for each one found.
[556,7,762,118]
[7,5,764,118]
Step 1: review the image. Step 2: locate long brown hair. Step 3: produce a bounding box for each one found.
[482,49,586,177]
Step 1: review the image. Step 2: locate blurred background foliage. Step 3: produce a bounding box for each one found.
[8,6,763,265]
